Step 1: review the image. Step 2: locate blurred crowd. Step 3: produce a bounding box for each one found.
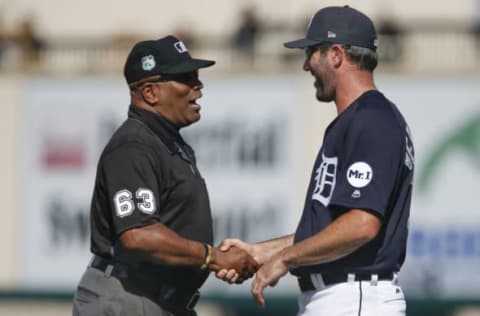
[0,15,45,72]
[1,6,480,74]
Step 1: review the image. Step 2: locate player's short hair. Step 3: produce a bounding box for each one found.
[317,43,378,72]
[343,45,378,71]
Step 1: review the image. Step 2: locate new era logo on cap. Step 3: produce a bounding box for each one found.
[327,31,336,38]
[174,41,188,53]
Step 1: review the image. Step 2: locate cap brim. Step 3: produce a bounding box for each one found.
[162,59,215,74]
[284,38,321,49]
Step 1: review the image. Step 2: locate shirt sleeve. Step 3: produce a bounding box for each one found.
[329,108,403,218]
[101,143,161,235]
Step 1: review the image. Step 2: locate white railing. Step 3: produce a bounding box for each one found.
[0,31,479,75]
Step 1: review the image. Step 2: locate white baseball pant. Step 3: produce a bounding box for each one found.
[297,273,406,316]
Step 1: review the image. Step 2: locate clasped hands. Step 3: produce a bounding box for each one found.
[208,244,259,284]
[212,238,289,307]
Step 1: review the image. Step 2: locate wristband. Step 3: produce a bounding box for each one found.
[200,243,213,270]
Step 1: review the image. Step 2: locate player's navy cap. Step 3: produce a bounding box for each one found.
[124,35,215,85]
[284,6,378,50]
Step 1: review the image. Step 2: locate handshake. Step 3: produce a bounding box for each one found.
[207,239,260,284]
[204,236,292,307]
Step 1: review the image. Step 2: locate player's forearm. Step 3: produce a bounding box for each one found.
[119,223,205,267]
[253,234,294,264]
[280,209,380,268]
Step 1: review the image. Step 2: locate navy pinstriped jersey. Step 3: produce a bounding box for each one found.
[291,90,414,276]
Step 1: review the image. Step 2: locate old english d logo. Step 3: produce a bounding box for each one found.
[312,152,338,206]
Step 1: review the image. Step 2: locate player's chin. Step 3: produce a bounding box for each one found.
[315,90,334,103]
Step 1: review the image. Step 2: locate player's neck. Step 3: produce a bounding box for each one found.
[335,72,376,115]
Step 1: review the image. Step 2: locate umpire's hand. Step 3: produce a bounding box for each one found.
[209,246,259,284]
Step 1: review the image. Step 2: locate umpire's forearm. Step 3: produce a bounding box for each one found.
[118,223,206,267]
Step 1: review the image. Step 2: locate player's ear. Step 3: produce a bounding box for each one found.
[330,44,344,68]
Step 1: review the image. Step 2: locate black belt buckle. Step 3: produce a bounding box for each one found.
[186,291,200,311]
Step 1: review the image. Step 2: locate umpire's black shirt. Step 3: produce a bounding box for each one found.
[90,105,213,290]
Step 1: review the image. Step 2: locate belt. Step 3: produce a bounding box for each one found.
[89,255,200,311]
[298,271,397,292]
[89,255,128,278]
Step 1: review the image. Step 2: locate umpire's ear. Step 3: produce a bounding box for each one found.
[140,83,160,106]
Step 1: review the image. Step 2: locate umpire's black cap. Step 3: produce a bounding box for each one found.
[284,6,377,50]
[124,35,215,85]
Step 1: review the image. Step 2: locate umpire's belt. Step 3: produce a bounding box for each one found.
[298,271,398,292]
[89,255,200,311]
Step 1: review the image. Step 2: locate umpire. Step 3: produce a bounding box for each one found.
[72,35,257,316]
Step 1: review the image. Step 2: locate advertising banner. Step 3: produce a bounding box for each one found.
[20,75,304,293]
[20,75,480,299]
[379,76,480,299]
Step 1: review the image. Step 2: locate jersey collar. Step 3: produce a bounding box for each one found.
[128,105,186,154]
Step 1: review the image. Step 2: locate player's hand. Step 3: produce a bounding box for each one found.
[218,238,263,263]
[210,246,259,283]
[251,253,289,307]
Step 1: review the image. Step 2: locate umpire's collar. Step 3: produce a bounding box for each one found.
[128,105,187,154]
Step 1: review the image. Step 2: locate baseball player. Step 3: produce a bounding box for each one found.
[218,6,414,316]
[72,35,258,316]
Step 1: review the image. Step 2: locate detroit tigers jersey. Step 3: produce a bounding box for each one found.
[291,90,414,277]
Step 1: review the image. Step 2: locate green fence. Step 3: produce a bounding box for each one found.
[1,291,479,316]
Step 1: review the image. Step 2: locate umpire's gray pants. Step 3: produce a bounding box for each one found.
[73,267,173,316]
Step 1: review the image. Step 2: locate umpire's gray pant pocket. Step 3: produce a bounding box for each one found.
[72,286,102,316]
[75,286,100,303]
